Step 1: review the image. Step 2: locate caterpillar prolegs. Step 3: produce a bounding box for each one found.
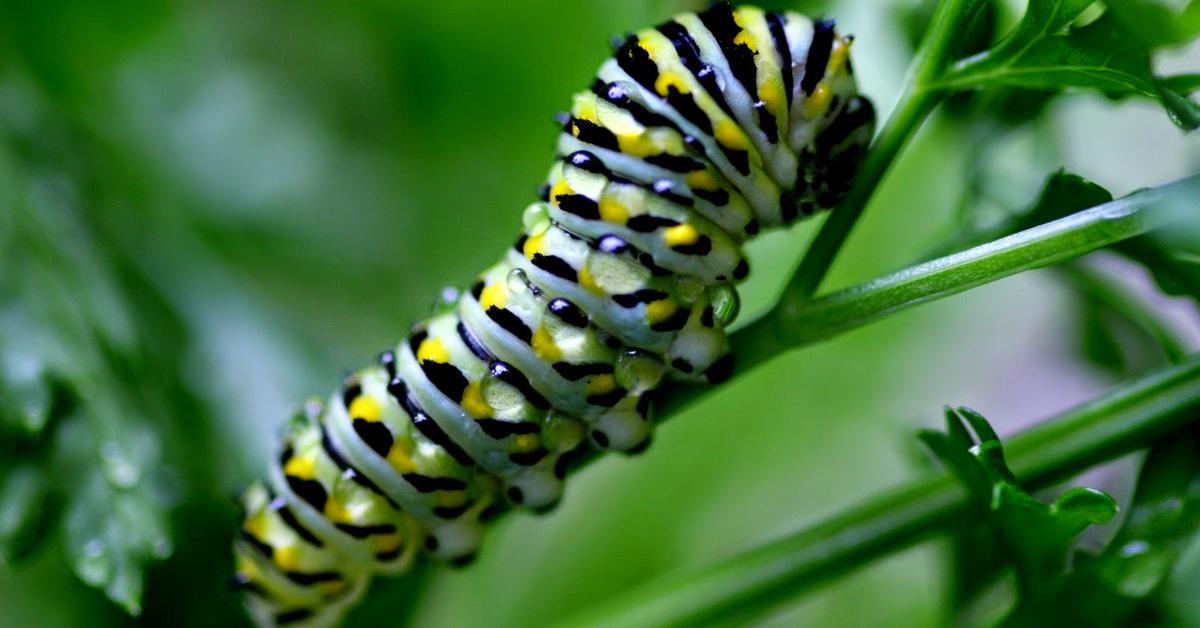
[233,4,875,626]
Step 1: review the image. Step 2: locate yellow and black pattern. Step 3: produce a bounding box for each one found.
[234,4,875,626]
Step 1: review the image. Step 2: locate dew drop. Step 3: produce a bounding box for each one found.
[708,284,740,328]
[507,268,531,293]
[100,441,140,488]
[522,203,551,235]
[77,539,112,585]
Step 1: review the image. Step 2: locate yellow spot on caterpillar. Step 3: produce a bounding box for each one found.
[318,580,346,595]
[714,119,750,151]
[372,532,403,554]
[386,440,417,474]
[550,179,572,203]
[654,71,689,98]
[686,170,720,192]
[585,374,617,396]
[575,98,598,123]
[663,224,699,247]
[244,511,269,539]
[523,232,546,259]
[323,496,351,523]
[636,36,660,57]
[417,337,450,364]
[283,454,316,480]
[616,132,658,157]
[759,79,785,117]
[348,395,381,421]
[803,83,833,118]
[235,555,259,579]
[532,327,563,362]
[274,545,300,571]
[479,282,508,310]
[514,433,540,451]
[645,300,678,325]
[436,490,466,508]
[461,382,491,418]
[829,38,851,75]
[598,196,630,224]
[732,17,759,53]
[578,265,603,295]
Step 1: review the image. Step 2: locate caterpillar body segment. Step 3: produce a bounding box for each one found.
[234,4,875,626]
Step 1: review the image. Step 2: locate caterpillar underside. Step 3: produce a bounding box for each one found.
[233,4,876,626]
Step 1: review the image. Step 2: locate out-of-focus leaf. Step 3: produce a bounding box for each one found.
[1004,428,1200,624]
[1116,224,1200,300]
[0,347,52,438]
[1078,296,1133,372]
[0,463,55,565]
[1164,73,1200,93]
[935,2,1200,130]
[1011,170,1114,232]
[922,407,1117,616]
[55,416,173,616]
[1063,263,1186,375]
[1103,0,1200,49]
[0,89,182,616]
[940,169,1114,256]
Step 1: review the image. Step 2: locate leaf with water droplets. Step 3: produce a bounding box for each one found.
[1004,428,1200,624]
[56,417,174,616]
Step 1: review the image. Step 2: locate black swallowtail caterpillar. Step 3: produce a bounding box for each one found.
[233,4,875,625]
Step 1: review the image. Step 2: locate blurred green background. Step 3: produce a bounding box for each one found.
[0,0,1197,626]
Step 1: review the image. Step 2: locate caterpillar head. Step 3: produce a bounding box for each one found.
[785,16,876,210]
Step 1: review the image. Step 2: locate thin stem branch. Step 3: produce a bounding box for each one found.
[558,356,1200,627]
[655,174,1200,417]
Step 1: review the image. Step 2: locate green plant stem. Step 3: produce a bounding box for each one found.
[558,356,1200,628]
[781,0,986,302]
[657,174,1200,418]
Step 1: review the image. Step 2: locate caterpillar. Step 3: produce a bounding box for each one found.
[232,4,875,626]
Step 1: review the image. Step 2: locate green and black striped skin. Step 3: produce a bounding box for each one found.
[233,4,875,626]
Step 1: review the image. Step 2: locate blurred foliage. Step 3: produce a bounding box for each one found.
[0,0,1197,626]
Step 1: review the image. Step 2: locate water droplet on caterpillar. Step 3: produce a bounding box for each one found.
[522,203,551,235]
[708,284,740,328]
[506,268,537,295]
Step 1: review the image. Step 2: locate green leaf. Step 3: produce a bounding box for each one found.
[1078,296,1131,371]
[0,463,55,565]
[925,407,1117,611]
[935,3,1200,130]
[55,416,173,616]
[1163,73,1200,93]
[1115,211,1200,300]
[1013,170,1114,232]
[1059,258,1187,375]
[1103,0,1200,49]
[1005,428,1200,624]
[940,169,1114,256]
[1102,431,1200,598]
[0,347,53,438]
